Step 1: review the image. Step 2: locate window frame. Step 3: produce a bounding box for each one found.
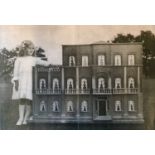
[66,101,74,112]
[69,56,76,66]
[52,101,60,112]
[40,100,47,112]
[115,100,122,112]
[115,78,121,88]
[82,55,89,67]
[128,100,135,112]
[98,55,105,66]
[114,55,122,66]
[81,100,88,112]
[128,54,135,66]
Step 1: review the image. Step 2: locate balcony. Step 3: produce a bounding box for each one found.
[65,89,77,94]
[64,89,90,94]
[93,89,112,95]
[113,88,138,94]
[35,89,62,95]
[79,89,90,94]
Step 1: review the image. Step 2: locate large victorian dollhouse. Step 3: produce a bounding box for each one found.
[31,42,144,124]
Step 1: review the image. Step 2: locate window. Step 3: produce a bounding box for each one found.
[39,78,46,89]
[128,77,135,88]
[69,56,75,66]
[67,78,74,89]
[128,55,135,65]
[81,78,87,90]
[67,101,74,112]
[114,55,121,66]
[53,78,59,91]
[82,56,88,66]
[115,100,121,111]
[40,100,46,112]
[81,101,88,112]
[52,101,59,112]
[98,55,105,66]
[98,78,105,90]
[115,78,121,88]
[128,100,135,111]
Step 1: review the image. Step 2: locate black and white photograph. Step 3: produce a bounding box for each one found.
[0,25,154,130]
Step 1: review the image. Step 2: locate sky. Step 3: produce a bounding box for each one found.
[0,25,155,64]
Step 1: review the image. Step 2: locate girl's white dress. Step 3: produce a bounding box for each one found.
[12,56,49,100]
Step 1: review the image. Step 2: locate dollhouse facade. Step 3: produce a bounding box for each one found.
[32,42,144,124]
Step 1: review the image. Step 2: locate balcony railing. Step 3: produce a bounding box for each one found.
[79,89,90,94]
[35,88,138,95]
[93,89,112,94]
[35,89,62,95]
[113,88,138,94]
[65,89,77,94]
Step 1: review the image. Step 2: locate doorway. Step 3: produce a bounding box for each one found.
[98,100,107,116]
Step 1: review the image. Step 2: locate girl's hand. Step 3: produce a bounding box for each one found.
[14,80,19,91]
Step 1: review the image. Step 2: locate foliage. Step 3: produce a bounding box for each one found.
[0,40,47,80]
[112,30,155,77]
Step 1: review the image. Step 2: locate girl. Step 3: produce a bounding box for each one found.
[12,41,49,125]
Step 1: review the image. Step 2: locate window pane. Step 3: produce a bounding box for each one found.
[98,55,105,66]
[115,78,121,88]
[69,56,75,66]
[114,55,121,66]
[82,56,88,66]
[128,55,135,65]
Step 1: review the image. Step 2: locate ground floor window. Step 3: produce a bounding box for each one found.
[115,100,121,111]
[67,101,74,112]
[128,100,135,111]
[52,101,59,112]
[81,100,88,112]
[40,100,46,112]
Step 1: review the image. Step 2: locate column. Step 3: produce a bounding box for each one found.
[61,67,65,117]
[124,67,127,93]
[34,67,38,90]
[108,77,112,89]
[92,75,96,91]
[48,69,51,89]
[123,67,128,117]
[137,67,140,92]
[137,67,143,119]
[76,67,80,117]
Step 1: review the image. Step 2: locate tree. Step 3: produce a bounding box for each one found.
[0,40,48,80]
[112,31,155,77]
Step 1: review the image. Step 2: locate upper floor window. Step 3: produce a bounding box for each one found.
[39,78,46,89]
[128,55,135,66]
[81,78,87,90]
[67,78,74,89]
[128,100,135,111]
[115,78,121,88]
[98,55,105,66]
[69,56,75,66]
[53,78,59,90]
[67,101,74,112]
[128,77,135,88]
[98,78,105,90]
[40,100,46,112]
[52,101,59,112]
[115,100,121,111]
[81,100,88,112]
[82,56,88,66]
[114,55,121,66]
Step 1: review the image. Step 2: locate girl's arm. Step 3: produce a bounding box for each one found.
[35,57,50,66]
[11,58,20,83]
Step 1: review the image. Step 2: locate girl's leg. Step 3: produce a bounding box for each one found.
[16,99,25,126]
[23,100,32,125]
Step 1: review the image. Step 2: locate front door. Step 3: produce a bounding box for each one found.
[98,100,107,116]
